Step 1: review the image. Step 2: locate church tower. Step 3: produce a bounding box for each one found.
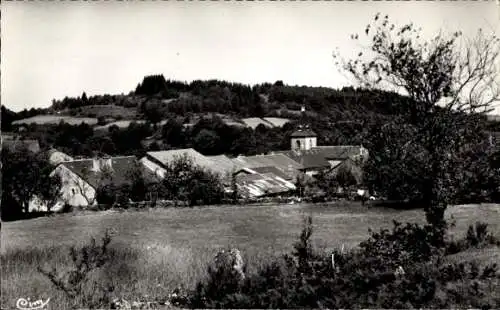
[290,106,317,151]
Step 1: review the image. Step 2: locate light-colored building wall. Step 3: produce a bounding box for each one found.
[54,165,97,207]
[28,165,97,212]
[291,137,317,151]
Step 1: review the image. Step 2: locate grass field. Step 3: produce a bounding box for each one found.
[11,115,98,126]
[71,105,138,119]
[2,202,499,309]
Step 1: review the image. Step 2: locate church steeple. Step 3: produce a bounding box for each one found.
[291,105,317,151]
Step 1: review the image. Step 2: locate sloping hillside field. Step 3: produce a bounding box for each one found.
[2,202,499,308]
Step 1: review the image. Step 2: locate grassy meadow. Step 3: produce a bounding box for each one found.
[2,202,499,309]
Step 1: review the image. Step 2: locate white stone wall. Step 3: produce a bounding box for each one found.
[291,137,317,151]
[53,165,97,207]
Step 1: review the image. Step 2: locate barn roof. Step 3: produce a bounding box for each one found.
[232,154,303,180]
[249,166,291,180]
[278,146,365,170]
[291,129,317,138]
[206,155,243,177]
[60,156,138,189]
[147,148,214,168]
[235,172,295,199]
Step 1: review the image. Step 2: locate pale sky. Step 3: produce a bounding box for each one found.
[2,1,499,113]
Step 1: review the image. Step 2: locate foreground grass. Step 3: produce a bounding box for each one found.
[2,202,499,308]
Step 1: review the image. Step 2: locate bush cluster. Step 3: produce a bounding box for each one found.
[186,217,500,309]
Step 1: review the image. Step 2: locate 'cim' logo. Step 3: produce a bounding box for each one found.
[16,297,50,310]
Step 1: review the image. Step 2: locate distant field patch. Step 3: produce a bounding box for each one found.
[241,117,274,129]
[95,120,146,131]
[72,105,138,119]
[263,117,290,127]
[95,119,169,131]
[12,115,98,126]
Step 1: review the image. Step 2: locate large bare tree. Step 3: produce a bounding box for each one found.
[334,15,500,234]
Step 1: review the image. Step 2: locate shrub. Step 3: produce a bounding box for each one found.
[38,230,115,309]
[446,221,500,254]
[186,217,500,309]
[159,154,225,207]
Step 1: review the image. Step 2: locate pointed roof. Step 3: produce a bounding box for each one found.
[278,146,366,170]
[291,129,317,138]
[60,156,137,189]
[232,153,303,180]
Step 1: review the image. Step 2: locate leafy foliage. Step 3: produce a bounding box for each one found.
[159,154,225,206]
[335,15,500,228]
[1,147,62,219]
[186,216,500,309]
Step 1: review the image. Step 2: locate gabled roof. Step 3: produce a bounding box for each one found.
[147,148,212,167]
[206,155,243,177]
[278,146,365,170]
[146,148,230,177]
[280,150,330,170]
[291,129,317,138]
[60,156,137,189]
[3,139,41,153]
[246,166,291,180]
[235,172,295,199]
[232,154,303,180]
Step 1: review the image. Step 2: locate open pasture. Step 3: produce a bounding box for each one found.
[2,202,499,308]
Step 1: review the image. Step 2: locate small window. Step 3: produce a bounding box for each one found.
[72,188,76,195]
[296,140,301,149]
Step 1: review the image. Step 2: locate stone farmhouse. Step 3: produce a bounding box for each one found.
[29,156,138,211]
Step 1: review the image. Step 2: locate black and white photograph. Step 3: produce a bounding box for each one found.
[1,1,500,309]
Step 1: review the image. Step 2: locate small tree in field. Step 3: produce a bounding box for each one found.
[1,148,62,215]
[334,15,500,238]
[37,170,63,212]
[161,154,224,206]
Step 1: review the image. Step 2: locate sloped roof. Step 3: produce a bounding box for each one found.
[232,154,303,180]
[60,156,137,189]
[235,172,295,199]
[146,148,227,177]
[3,139,41,153]
[280,150,330,170]
[291,129,317,138]
[206,155,243,176]
[279,146,365,170]
[248,166,290,180]
[147,148,211,166]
